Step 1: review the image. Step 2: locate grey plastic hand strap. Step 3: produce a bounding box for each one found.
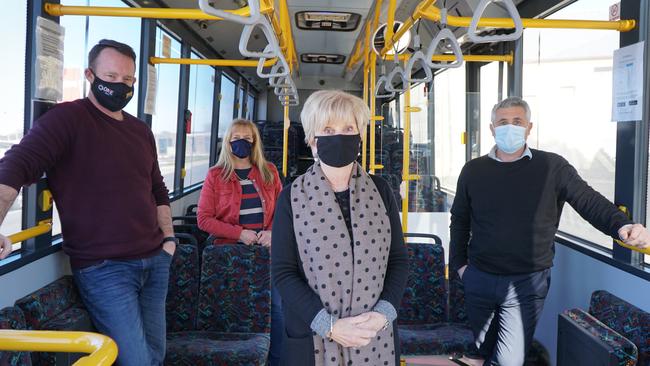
[385,66,408,93]
[405,51,433,83]
[467,0,523,43]
[198,0,262,25]
[271,73,292,88]
[240,17,280,58]
[274,79,297,96]
[375,75,395,99]
[424,28,463,69]
[257,46,290,79]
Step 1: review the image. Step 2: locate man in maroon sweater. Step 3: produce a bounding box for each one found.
[0,40,176,366]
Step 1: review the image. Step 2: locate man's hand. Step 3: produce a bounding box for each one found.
[619,224,650,249]
[0,234,12,260]
[162,238,176,256]
[239,229,258,245]
[355,311,387,333]
[257,230,272,247]
[330,313,377,348]
[458,265,468,280]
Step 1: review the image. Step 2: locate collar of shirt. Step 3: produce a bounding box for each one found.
[488,145,533,162]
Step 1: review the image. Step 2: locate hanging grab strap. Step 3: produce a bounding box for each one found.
[467,0,523,43]
[424,28,463,69]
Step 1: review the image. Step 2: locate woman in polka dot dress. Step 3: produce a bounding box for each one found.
[272,90,409,366]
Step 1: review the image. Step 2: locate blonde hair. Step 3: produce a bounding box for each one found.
[215,119,275,185]
[300,90,370,145]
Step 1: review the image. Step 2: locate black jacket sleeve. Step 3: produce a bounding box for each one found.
[557,160,633,238]
[449,165,471,273]
[271,186,326,328]
[371,175,409,311]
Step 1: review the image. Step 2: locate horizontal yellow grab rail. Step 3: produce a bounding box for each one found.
[421,6,636,32]
[44,3,274,20]
[0,330,117,366]
[615,239,650,255]
[149,57,277,68]
[387,53,514,65]
[7,221,52,244]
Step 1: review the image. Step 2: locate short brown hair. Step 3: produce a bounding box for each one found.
[88,39,136,69]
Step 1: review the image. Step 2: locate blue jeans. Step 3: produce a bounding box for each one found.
[269,285,284,366]
[73,250,172,366]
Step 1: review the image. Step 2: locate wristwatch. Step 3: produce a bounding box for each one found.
[162,236,179,245]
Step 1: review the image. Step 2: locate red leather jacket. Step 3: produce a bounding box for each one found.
[198,163,282,242]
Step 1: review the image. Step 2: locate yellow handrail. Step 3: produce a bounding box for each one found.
[346,0,383,72]
[7,221,52,244]
[44,3,274,20]
[380,0,437,57]
[615,239,650,255]
[0,330,117,366]
[401,63,412,233]
[387,52,514,65]
[149,57,277,68]
[421,6,636,32]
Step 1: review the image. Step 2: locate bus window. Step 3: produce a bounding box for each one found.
[151,27,182,193]
[523,0,618,249]
[217,74,237,154]
[0,0,27,247]
[185,51,214,187]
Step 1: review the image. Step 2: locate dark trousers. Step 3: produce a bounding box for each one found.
[462,265,551,366]
[269,285,284,366]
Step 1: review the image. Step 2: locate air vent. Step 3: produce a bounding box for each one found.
[295,11,361,31]
[301,53,345,64]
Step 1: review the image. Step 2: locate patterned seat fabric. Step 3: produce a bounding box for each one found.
[589,290,650,365]
[197,244,271,334]
[166,244,200,332]
[165,331,270,366]
[398,243,447,326]
[563,308,638,366]
[448,267,468,324]
[15,276,91,366]
[164,244,272,365]
[399,323,475,356]
[15,276,82,330]
[0,306,32,366]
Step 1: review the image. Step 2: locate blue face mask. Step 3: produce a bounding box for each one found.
[230,139,252,159]
[494,125,527,154]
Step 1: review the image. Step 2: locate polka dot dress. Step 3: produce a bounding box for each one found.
[290,162,395,366]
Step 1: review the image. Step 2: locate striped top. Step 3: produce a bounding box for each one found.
[235,168,264,232]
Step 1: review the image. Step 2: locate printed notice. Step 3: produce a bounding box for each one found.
[35,17,65,101]
[612,41,645,122]
[144,64,157,115]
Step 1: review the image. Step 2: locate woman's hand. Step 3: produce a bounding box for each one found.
[355,311,388,333]
[330,313,377,348]
[239,229,258,245]
[257,230,272,247]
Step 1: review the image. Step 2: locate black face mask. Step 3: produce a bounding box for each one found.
[90,70,134,112]
[316,134,361,168]
[231,139,252,159]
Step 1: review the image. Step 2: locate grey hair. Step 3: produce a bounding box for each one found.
[300,90,369,145]
[491,97,531,123]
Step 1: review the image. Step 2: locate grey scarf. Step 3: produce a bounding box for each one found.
[290,162,396,366]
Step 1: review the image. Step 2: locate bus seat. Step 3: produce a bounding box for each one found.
[0,306,32,366]
[589,290,650,365]
[166,244,200,333]
[15,276,93,365]
[165,244,271,365]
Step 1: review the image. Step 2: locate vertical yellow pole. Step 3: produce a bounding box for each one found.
[385,0,397,46]
[362,62,369,170]
[401,65,411,234]
[369,52,377,174]
[282,99,289,177]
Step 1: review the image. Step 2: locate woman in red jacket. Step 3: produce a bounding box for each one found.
[197,118,283,365]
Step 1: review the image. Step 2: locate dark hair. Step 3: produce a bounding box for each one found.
[88,39,136,69]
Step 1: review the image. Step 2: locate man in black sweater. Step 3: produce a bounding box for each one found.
[450,97,650,366]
